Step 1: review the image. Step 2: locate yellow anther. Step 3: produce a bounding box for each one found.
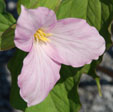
[34,29,51,42]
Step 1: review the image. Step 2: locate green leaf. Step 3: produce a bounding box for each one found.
[17,0,61,14]
[0,24,16,50]
[0,0,16,50]
[0,0,5,13]
[8,49,27,111]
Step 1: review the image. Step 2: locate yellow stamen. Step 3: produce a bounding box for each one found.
[34,29,51,42]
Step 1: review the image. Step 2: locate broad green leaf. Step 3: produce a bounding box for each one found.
[17,0,62,14]
[0,0,15,27]
[0,1,16,50]
[0,24,16,50]
[8,49,27,111]
[0,0,5,13]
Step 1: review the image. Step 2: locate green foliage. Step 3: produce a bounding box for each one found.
[0,0,16,50]
[17,0,61,14]
[0,0,5,13]
[0,24,16,50]
[8,0,113,112]
[8,49,27,111]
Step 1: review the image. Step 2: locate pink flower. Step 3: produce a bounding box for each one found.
[15,6,105,107]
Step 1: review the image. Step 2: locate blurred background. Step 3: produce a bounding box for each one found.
[0,0,113,112]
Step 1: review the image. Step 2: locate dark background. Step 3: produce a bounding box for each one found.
[0,0,17,112]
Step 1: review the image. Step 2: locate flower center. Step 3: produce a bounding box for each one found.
[34,29,51,42]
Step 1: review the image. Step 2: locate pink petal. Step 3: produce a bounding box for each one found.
[18,43,61,106]
[44,18,105,67]
[15,6,57,52]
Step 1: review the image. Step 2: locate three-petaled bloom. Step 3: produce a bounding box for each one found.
[15,6,105,107]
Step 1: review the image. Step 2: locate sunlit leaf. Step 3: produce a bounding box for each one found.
[0,0,5,13]
[0,24,16,50]
[17,0,62,14]
[0,0,16,50]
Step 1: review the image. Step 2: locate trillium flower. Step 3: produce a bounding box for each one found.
[15,6,105,107]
